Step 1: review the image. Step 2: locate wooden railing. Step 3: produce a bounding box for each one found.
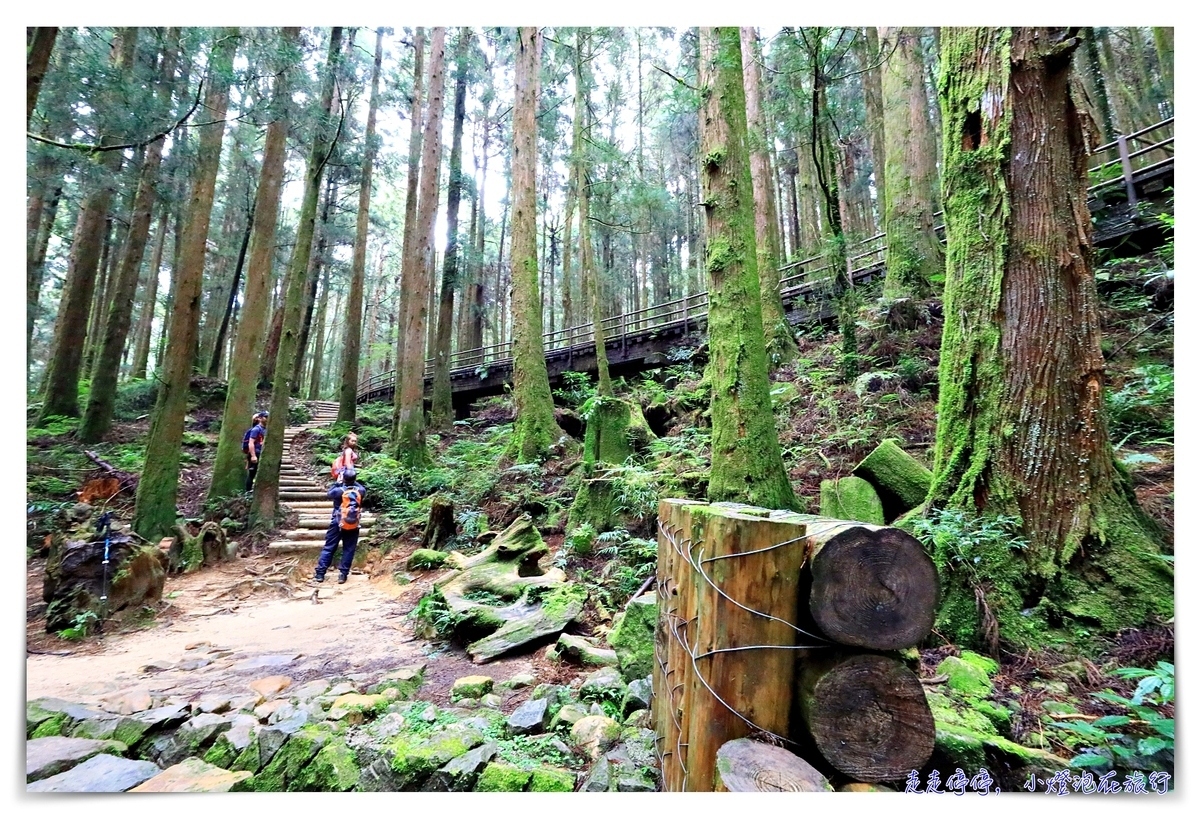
[358,118,1174,403]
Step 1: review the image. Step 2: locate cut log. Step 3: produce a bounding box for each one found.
[851,438,932,520]
[769,512,938,650]
[795,651,934,782]
[714,738,832,792]
[819,476,885,525]
[422,495,456,551]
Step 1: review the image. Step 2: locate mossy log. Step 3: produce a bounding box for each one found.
[819,476,885,525]
[170,521,231,573]
[582,397,654,469]
[421,495,456,551]
[795,650,934,782]
[566,476,618,534]
[714,738,832,792]
[435,514,583,663]
[852,438,932,520]
[42,529,165,632]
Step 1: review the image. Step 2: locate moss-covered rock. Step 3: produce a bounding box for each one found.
[566,477,620,533]
[606,592,656,682]
[579,666,628,706]
[328,693,387,723]
[30,713,68,739]
[388,725,484,790]
[291,740,360,792]
[450,676,494,701]
[937,655,993,699]
[407,549,448,571]
[242,726,330,792]
[570,715,622,760]
[475,762,533,792]
[528,766,575,792]
[819,475,886,525]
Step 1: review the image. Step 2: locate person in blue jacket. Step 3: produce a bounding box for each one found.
[242,411,268,491]
[311,468,366,585]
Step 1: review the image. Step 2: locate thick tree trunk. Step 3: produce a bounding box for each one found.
[1152,27,1173,107]
[932,27,1173,650]
[389,27,426,444]
[394,26,446,464]
[133,29,238,541]
[431,30,472,428]
[80,31,180,443]
[336,28,384,423]
[27,27,58,125]
[507,27,564,463]
[130,208,169,380]
[699,28,796,511]
[37,29,136,422]
[741,27,796,368]
[253,27,342,525]
[880,26,944,299]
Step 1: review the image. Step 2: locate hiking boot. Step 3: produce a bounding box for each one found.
[337,573,348,584]
[308,576,325,586]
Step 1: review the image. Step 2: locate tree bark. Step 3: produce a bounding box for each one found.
[27,27,58,126]
[37,28,137,422]
[932,27,1173,650]
[293,174,335,392]
[337,27,384,423]
[80,30,180,442]
[507,27,564,463]
[740,27,796,368]
[130,208,168,380]
[1077,28,1116,142]
[394,26,446,464]
[859,27,887,228]
[207,198,254,377]
[253,26,343,525]
[879,26,943,299]
[133,28,238,541]
[307,265,331,400]
[698,28,796,511]
[431,29,472,428]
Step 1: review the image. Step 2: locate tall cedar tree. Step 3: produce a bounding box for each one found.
[859,27,887,226]
[253,27,344,525]
[27,27,58,125]
[740,27,796,368]
[133,29,238,541]
[37,28,137,423]
[208,27,299,503]
[879,26,943,298]
[507,26,565,462]
[931,27,1172,650]
[337,27,384,423]
[393,27,446,464]
[430,29,472,428]
[130,209,168,379]
[699,27,797,510]
[80,29,180,442]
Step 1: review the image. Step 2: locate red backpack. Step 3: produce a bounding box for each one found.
[339,486,362,530]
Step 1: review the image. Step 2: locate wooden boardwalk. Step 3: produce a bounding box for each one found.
[358,118,1174,413]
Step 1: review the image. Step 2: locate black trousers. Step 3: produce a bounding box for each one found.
[245,456,259,492]
[316,525,360,578]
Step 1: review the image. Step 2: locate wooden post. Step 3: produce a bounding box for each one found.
[1118,134,1138,207]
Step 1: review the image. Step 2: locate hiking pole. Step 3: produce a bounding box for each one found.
[97,512,112,635]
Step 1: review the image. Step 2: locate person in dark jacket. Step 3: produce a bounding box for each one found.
[242,411,268,491]
[311,468,367,585]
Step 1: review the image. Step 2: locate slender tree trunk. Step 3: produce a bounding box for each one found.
[561,44,582,335]
[932,26,1172,651]
[1098,29,1136,135]
[207,29,299,503]
[1077,28,1116,142]
[508,27,564,462]
[293,175,335,392]
[131,208,168,380]
[133,29,238,540]
[880,26,944,299]
[1152,27,1173,109]
[431,30,472,428]
[253,27,343,525]
[741,26,796,368]
[208,199,254,377]
[468,111,490,352]
[37,28,137,422]
[308,265,331,400]
[83,216,116,378]
[390,27,426,442]
[27,27,58,125]
[27,169,63,363]
[337,27,384,423]
[860,27,887,228]
[699,27,796,510]
[394,26,446,464]
[80,31,180,442]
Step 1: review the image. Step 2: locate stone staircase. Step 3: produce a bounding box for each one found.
[265,401,375,555]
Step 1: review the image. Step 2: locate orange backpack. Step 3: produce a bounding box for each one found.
[339,486,362,530]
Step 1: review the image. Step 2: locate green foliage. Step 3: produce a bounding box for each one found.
[607,465,660,520]
[28,415,79,441]
[57,610,99,641]
[288,402,313,425]
[1106,364,1173,444]
[182,431,210,447]
[566,523,598,556]
[113,379,158,421]
[411,590,457,638]
[553,371,596,408]
[1049,662,1174,778]
[596,531,657,600]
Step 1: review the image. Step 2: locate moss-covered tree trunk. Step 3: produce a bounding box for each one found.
[336,28,383,425]
[859,27,887,228]
[1077,28,1116,143]
[1152,27,1173,105]
[698,28,797,511]
[508,26,565,463]
[292,175,335,393]
[80,30,180,443]
[26,26,58,125]
[932,27,1172,648]
[130,208,168,381]
[307,266,330,400]
[740,27,796,369]
[431,29,472,429]
[879,26,944,300]
[394,27,445,465]
[37,28,136,423]
[207,28,298,503]
[133,29,238,541]
[253,27,343,526]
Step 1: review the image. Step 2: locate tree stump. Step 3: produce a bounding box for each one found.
[795,651,934,782]
[714,738,832,792]
[170,521,231,573]
[422,495,456,551]
[582,396,654,468]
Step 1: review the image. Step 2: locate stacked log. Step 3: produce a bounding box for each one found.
[653,500,938,792]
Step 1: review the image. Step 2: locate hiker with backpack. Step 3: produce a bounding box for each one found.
[242,411,269,491]
[331,431,359,480]
[311,467,366,585]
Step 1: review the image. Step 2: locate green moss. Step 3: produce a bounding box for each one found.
[566,477,618,533]
[291,741,360,792]
[935,727,987,770]
[959,650,999,676]
[607,594,656,682]
[407,549,448,570]
[30,713,67,738]
[703,147,726,169]
[475,762,533,792]
[937,656,992,699]
[231,739,263,774]
[451,676,494,701]
[389,728,481,789]
[527,767,575,792]
[243,726,329,792]
[853,438,932,512]
[582,397,652,469]
[540,583,587,622]
[819,475,886,525]
[203,735,238,769]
